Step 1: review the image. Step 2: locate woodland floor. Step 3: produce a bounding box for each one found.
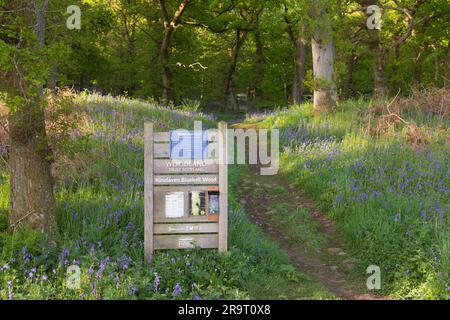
[233,123,388,300]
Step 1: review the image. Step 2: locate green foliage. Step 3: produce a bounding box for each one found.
[1,0,449,106]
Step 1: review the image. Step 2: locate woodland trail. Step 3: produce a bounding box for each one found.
[232,123,388,300]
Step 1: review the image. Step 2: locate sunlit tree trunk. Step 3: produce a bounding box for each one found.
[311,4,336,114]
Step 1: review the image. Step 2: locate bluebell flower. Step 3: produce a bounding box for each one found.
[193,293,201,300]
[118,255,132,271]
[96,256,110,279]
[129,285,138,296]
[173,283,182,297]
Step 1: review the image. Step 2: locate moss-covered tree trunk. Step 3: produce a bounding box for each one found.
[8,101,56,233]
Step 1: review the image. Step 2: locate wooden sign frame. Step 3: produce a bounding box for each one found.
[144,122,228,260]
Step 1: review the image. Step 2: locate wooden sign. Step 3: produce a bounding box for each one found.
[144,122,228,259]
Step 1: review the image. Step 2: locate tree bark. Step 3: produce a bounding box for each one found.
[412,46,424,90]
[445,41,450,90]
[369,30,388,98]
[48,63,58,92]
[284,5,307,105]
[223,30,247,112]
[254,15,264,100]
[343,50,357,99]
[158,0,191,104]
[1,0,57,233]
[292,30,307,104]
[160,28,173,104]
[311,5,336,114]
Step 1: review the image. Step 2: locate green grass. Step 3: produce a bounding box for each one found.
[0,93,334,300]
[249,100,449,300]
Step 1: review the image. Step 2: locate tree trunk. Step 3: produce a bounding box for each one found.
[160,28,173,104]
[283,5,307,105]
[357,0,388,98]
[343,50,357,99]
[254,15,264,100]
[412,47,424,90]
[9,108,56,233]
[311,6,336,114]
[444,42,450,90]
[370,30,388,98]
[223,30,247,112]
[48,63,58,92]
[292,30,307,104]
[231,90,239,112]
[2,0,57,233]
[158,0,191,105]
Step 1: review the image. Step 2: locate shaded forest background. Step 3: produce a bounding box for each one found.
[12,0,448,110]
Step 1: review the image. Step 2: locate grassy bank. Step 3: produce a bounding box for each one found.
[0,93,332,299]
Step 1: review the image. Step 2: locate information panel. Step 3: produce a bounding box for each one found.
[144,122,228,260]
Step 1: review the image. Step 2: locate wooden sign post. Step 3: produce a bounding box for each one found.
[144,122,228,260]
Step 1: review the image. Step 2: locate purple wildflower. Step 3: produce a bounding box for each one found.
[129,285,138,296]
[118,255,132,271]
[193,293,201,300]
[173,283,182,298]
[152,272,160,292]
[96,256,110,279]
